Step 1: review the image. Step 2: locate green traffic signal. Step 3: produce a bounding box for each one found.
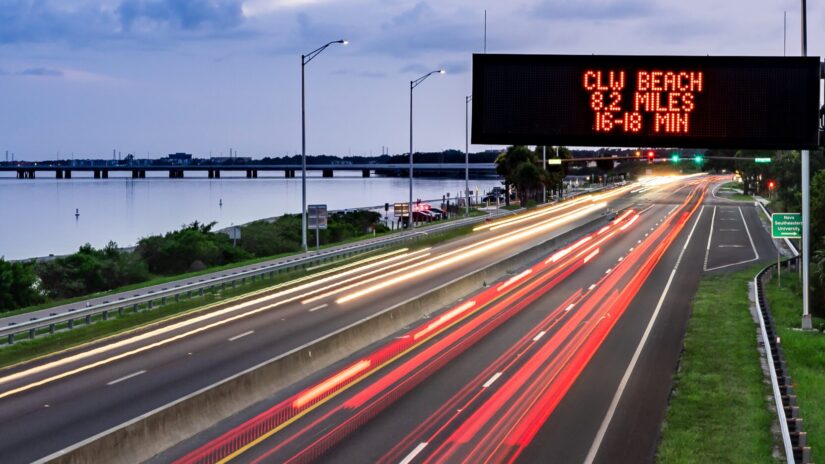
[693,154,704,164]
[670,154,680,163]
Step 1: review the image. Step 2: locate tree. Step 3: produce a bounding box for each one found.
[495,146,544,204]
[0,258,42,311]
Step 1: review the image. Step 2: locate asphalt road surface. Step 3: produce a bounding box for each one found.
[163,175,778,464]
[0,185,642,463]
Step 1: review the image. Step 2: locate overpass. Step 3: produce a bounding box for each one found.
[0,163,498,179]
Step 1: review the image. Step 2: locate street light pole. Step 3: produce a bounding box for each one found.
[408,69,445,229]
[465,95,472,217]
[301,39,347,252]
[542,145,547,203]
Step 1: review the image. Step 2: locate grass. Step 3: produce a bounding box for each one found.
[729,193,755,202]
[3,210,489,319]
[0,220,482,368]
[657,266,774,464]
[764,271,825,457]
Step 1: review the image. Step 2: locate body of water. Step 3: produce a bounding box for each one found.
[0,171,502,260]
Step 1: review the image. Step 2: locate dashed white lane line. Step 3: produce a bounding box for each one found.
[588,284,597,291]
[400,442,428,464]
[605,268,612,274]
[107,370,146,386]
[482,372,503,388]
[585,202,705,464]
[228,330,254,342]
[565,303,575,312]
[532,330,546,342]
[308,303,329,312]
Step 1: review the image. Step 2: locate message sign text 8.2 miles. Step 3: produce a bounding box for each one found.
[471,54,820,149]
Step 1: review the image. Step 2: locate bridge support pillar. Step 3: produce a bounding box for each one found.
[65,170,71,179]
[322,169,333,178]
[102,169,108,179]
[28,169,35,179]
[253,170,258,178]
[362,169,370,178]
[94,169,100,179]
[56,169,63,179]
[17,170,23,179]
[246,169,252,178]
[208,169,214,179]
[132,169,139,178]
[214,169,220,178]
[140,170,146,178]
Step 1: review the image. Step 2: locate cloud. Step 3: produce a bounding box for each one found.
[0,0,248,44]
[532,0,656,20]
[332,69,389,78]
[19,67,64,77]
[117,0,245,31]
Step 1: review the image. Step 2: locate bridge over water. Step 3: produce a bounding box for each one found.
[0,163,498,179]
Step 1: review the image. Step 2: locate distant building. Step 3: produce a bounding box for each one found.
[164,153,193,165]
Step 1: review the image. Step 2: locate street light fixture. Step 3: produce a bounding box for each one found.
[465,95,472,217]
[301,39,347,252]
[408,69,445,228]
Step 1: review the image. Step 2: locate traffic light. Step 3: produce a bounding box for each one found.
[670,153,680,163]
[768,180,776,190]
[647,151,655,163]
[693,154,704,165]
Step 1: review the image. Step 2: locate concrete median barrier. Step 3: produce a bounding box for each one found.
[40,214,609,464]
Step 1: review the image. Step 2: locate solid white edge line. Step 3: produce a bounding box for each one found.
[703,205,716,271]
[532,331,546,342]
[482,372,503,388]
[308,303,329,313]
[228,330,254,342]
[584,204,705,464]
[399,442,428,464]
[106,370,146,386]
[739,206,760,261]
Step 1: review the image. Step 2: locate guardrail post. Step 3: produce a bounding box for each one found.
[199,288,204,296]
[175,294,179,302]
[68,319,74,329]
[28,328,35,340]
[161,297,166,305]
[232,280,237,289]
[133,303,138,312]
[6,333,12,345]
[49,323,55,334]
[148,300,153,309]
[187,290,192,298]
[85,315,91,325]
[102,310,108,321]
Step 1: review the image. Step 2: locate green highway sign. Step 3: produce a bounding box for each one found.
[754,157,772,163]
[771,213,802,238]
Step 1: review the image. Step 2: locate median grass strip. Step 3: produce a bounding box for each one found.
[656,266,774,464]
[764,271,825,457]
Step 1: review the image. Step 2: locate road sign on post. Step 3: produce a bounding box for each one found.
[307,204,327,251]
[771,213,802,238]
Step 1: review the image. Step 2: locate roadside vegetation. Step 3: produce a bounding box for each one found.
[765,271,825,455]
[0,211,392,312]
[0,220,486,366]
[657,266,774,464]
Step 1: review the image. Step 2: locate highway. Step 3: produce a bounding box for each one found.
[160,176,778,464]
[0,184,641,463]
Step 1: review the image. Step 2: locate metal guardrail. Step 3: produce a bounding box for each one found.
[0,185,612,345]
[0,212,500,345]
[753,222,811,463]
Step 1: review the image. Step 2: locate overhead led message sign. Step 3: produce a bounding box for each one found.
[472,54,821,149]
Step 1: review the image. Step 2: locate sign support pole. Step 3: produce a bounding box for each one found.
[800,0,812,329]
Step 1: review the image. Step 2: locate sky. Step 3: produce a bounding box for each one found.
[0,0,822,161]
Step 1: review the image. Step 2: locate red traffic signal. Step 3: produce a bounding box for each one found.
[768,180,776,190]
[647,150,654,159]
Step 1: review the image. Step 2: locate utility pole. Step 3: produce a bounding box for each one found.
[542,145,547,203]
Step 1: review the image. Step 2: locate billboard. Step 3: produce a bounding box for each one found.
[472,54,820,149]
